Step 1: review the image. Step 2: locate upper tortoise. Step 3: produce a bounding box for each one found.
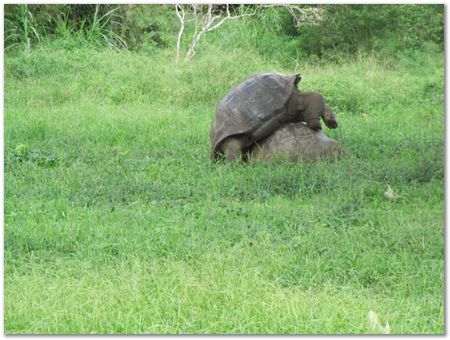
[210,73,338,162]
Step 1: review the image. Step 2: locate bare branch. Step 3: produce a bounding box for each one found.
[258,5,323,27]
[177,4,257,63]
[174,4,322,65]
[206,9,257,33]
[175,4,185,67]
[207,4,212,23]
[185,25,206,61]
[192,5,198,42]
[209,14,223,27]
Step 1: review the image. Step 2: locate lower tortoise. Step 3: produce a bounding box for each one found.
[249,122,345,162]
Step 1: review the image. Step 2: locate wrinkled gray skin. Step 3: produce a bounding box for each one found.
[250,122,345,162]
[221,90,338,162]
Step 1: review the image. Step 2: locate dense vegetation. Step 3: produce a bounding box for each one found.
[5,4,444,60]
[4,4,444,334]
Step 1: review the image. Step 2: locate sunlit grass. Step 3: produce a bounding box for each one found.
[4,40,444,334]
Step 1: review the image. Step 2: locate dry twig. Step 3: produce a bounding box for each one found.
[174,4,322,65]
[175,4,185,67]
[175,4,256,64]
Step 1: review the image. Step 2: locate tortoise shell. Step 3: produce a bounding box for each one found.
[250,122,345,162]
[210,73,300,158]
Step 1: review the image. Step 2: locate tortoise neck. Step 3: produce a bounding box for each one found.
[287,88,302,114]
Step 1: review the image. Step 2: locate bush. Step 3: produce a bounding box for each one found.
[4,4,177,52]
[295,5,444,59]
[4,4,444,62]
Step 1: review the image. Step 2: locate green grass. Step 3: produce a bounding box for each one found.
[4,41,444,334]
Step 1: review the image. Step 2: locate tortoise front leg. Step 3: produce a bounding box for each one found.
[252,115,284,141]
[322,105,338,129]
[297,92,324,131]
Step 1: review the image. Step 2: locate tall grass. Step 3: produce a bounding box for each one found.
[4,4,40,52]
[52,5,126,50]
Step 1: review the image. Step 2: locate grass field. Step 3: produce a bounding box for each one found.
[4,41,444,333]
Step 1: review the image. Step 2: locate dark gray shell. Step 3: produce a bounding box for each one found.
[250,122,345,162]
[210,73,299,157]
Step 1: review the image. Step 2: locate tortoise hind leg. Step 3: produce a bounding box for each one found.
[221,136,248,162]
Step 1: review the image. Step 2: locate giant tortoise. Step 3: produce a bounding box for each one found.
[249,121,345,162]
[210,73,338,162]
